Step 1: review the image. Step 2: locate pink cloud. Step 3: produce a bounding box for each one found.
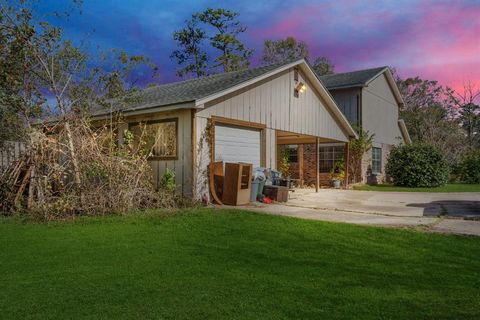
[249,0,480,98]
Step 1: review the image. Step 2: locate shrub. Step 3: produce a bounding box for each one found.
[386,143,449,187]
[459,150,480,184]
[160,168,176,192]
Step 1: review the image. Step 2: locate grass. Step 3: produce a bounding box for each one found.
[1,208,480,319]
[353,183,480,192]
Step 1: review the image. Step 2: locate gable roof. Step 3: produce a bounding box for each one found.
[102,60,298,114]
[318,66,387,90]
[93,58,357,139]
[317,66,405,106]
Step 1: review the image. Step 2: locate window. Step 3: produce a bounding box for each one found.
[285,145,298,163]
[319,145,345,173]
[129,119,177,159]
[372,147,382,173]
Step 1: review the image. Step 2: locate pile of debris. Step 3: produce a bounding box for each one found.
[0,120,179,218]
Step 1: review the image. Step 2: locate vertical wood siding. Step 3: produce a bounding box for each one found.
[123,109,193,196]
[197,68,348,141]
[0,141,25,173]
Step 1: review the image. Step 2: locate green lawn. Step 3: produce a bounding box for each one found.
[353,183,480,192]
[1,209,479,319]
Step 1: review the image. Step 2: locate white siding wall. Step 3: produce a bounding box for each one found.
[362,73,404,146]
[197,69,347,141]
[194,68,349,200]
[361,73,406,183]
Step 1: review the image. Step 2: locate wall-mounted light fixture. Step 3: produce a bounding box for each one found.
[295,82,306,93]
[293,68,306,98]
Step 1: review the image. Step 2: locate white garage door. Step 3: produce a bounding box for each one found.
[215,125,261,167]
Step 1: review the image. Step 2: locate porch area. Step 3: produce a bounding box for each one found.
[276,130,349,191]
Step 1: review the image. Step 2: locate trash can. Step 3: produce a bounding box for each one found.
[250,180,260,202]
[251,168,267,202]
[257,180,265,197]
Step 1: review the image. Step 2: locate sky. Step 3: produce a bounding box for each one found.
[37,0,480,94]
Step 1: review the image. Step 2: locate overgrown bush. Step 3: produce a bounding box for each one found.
[386,143,449,187]
[458,150,480,184]
[0,118,189,219]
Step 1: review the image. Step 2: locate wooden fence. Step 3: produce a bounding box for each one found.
[0,141,26,173]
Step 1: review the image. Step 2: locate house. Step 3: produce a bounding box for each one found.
[94,58,357,200]
[282,66,411,186]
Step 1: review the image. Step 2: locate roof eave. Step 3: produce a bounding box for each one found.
[299,62,358,140]
[364,68,405,106]
[90,101,195,121]
[325,84,367,91]
[194,59,304,107]
[398,119,411,144]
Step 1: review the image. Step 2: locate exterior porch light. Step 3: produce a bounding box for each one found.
[295,82,306,93]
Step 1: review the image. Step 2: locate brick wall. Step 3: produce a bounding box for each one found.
[364,143,393,184]
[299,144,331,187]
[287,142,394,187]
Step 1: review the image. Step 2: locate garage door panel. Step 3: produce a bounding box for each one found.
[215,125,261,167]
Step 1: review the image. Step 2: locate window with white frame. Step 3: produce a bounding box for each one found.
[372,147,382,173]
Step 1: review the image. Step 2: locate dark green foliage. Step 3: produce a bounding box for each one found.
[459,150,480,184]
[160,168,176,191]
[197,8,253,72]
[171,8,253,76]
[386,143,449,187]
[171,18,208,78]
[1,209,479,319]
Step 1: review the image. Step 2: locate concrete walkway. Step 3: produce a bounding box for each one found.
[237,189,480,236]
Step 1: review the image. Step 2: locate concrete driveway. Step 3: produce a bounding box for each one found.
[239,189,480,236]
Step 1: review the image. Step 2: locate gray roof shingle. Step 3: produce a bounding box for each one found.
[111,59,301,113]
[317,66,388,90]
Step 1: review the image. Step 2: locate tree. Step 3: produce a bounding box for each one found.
[170,17,208,78]
[0,1,160,213]
[395,76,466,163]
[0,2,44,142]
[312,56,335,76]
[449,82,480,150]
[197,8,253,73]
[348,126,374,184]
[458,150,480,184]
[261,36,309,65]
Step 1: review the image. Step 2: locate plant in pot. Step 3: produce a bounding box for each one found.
[330,160,345,189]
[278,146,291,187]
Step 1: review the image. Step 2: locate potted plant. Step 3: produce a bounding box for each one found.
[278,146,291,187]
[330,160,345,189]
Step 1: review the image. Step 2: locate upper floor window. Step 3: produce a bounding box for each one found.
[129,119,178,159]
[372,147,382,173]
